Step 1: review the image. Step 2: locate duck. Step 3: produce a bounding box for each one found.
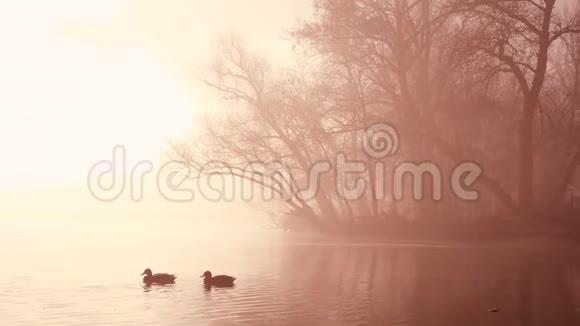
[141,268,177,285]
[200,271,236,287]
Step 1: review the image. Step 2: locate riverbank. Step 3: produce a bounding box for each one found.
[283,214,580,246]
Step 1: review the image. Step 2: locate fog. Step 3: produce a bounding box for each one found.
[1,1,580,325]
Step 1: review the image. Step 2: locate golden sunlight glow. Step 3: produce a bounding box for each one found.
[0,0,310,191]
[0,0,193,190]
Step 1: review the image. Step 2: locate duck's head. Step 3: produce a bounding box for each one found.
[200,271,212,279]
[141,268,152,276]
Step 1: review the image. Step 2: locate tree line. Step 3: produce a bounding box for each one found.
[172,0,580,235]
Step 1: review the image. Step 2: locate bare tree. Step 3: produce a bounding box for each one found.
[172,1,580,235]
[448,0,580,214]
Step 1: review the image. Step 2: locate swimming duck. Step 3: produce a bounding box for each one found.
[200,271,236,287]
[141,268,177,285]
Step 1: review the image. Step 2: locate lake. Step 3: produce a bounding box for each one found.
[0,216,578,325]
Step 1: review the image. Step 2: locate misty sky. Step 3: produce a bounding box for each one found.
[0,0,312,190]
[0,0,574,191]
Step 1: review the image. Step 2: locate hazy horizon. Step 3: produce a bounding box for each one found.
[0,0,314,220]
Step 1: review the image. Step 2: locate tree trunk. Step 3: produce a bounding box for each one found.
[517,0,555,216]
[518,103,535,215]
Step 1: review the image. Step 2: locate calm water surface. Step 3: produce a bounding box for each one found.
[0,217,579,325]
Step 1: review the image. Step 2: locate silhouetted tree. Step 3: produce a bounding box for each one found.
[172,1,580,235]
